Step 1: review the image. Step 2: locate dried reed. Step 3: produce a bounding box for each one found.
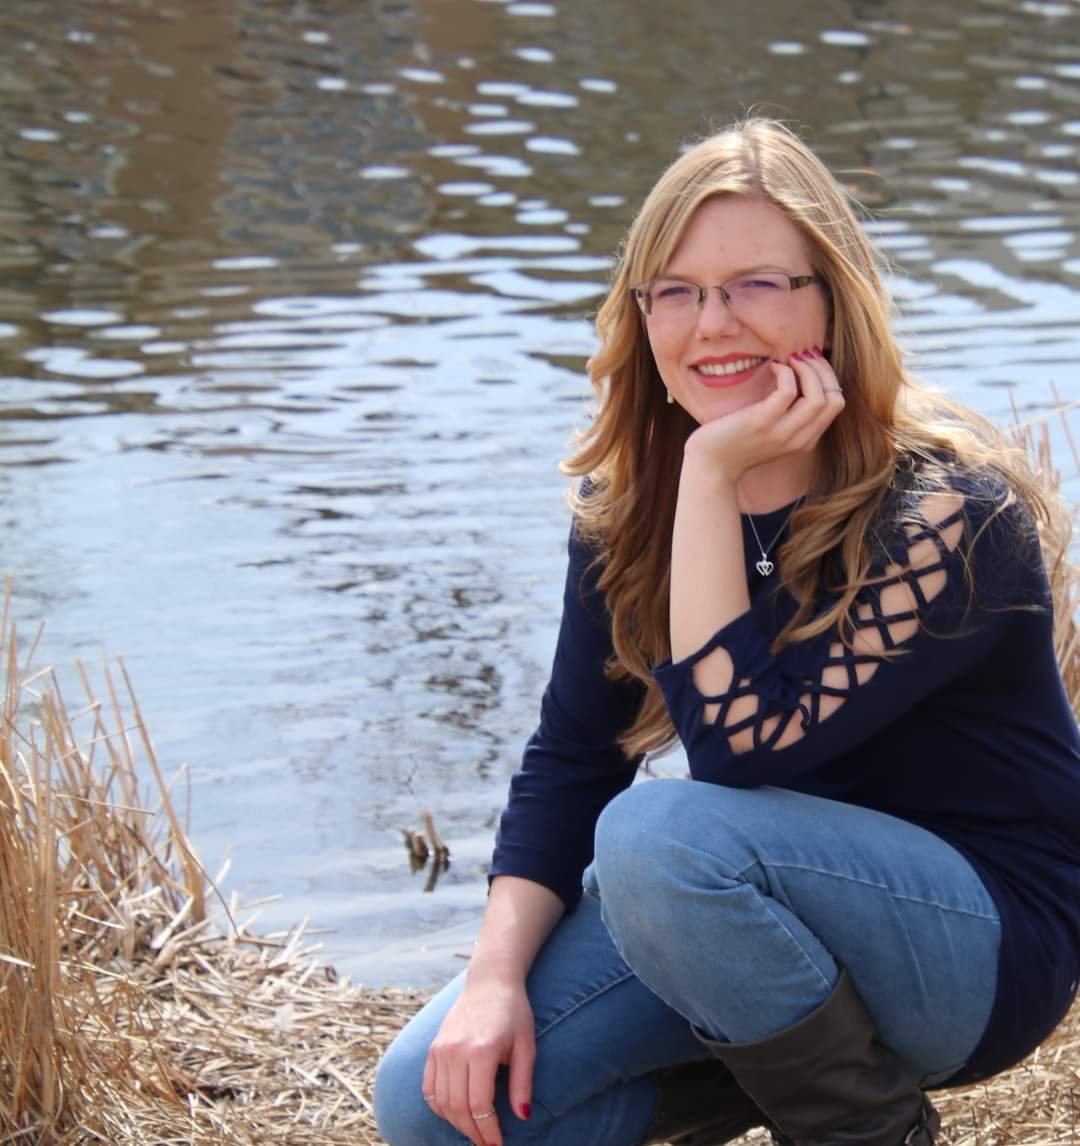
[1013,388,1080,714]
[0,404,1076,1144]
[0,610,416,1143]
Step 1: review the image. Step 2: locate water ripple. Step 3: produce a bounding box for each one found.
[0,0,1077,985]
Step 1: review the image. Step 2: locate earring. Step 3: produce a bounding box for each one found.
[666,390,674,405]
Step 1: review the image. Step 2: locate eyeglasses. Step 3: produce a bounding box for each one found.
[630,272,823,322]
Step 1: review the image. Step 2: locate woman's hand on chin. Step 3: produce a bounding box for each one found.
[683,349,845,485]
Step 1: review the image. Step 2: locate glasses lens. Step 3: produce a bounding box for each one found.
[644,279,699,317]
[723,273,790,315]
[638,274,803,320]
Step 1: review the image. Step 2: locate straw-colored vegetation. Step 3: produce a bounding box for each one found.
[0,619,430,1144]
[0,407,1077,1144]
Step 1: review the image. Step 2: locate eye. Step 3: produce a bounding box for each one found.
[732,275,784,292]
[654,281,696,301]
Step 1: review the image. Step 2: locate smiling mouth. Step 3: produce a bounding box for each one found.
[694,356,768,378]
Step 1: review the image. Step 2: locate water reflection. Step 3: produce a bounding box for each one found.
[0,0,1077,984]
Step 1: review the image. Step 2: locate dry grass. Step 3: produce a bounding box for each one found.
[0,613,418,1144]
[0,405,1077,1144]
[1014,390,1080,714]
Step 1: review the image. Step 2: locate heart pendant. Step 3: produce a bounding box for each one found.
[755,557,775,577]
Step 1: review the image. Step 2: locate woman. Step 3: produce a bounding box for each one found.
[374,118,1080,1146]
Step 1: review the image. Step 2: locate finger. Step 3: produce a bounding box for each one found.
[508,1030,536,1123]
[783,349,844,446]
[447,1057,505,1146]
[423,1051,447,1121]
[422,1051,440,1114]
[797,348,845,420]
[765,359,800,410]
[788,348,829,399]
[446,1059,483,1144]
[773,351,828,432]
[437,1054,458,1127]
[430,1050,475,1143]
[800,346,842,398]
[467,1070,504,1146]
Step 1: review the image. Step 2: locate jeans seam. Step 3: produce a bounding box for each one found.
[756,861,1000,921]
[534,967,638,1041]
[745,881,836,994]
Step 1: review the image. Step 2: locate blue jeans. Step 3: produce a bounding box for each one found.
[375,782,1000,1146]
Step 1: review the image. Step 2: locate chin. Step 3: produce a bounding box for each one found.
[689,387,762,423]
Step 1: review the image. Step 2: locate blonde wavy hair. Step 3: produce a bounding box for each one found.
[565,116,1059,758]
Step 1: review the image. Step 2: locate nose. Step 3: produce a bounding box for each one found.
[695,286,742,337]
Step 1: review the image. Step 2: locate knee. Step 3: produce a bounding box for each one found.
[374,1031,446,1146]
[593,781,690,921]
[593,781,758,940]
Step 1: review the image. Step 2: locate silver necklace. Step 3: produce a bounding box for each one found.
[746,497,803,577]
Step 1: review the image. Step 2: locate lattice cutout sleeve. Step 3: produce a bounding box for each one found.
[653,488,1038,787]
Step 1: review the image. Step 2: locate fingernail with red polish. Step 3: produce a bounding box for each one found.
[812,345,823,357]
[520,1102,532,1120]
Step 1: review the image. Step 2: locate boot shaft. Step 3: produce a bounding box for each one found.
[702,971,940,1146]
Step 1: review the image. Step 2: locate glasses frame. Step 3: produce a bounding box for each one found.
[630,272,824,318]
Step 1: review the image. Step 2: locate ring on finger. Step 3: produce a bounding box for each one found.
[472,1107,497,1119]
[824,386,842,393]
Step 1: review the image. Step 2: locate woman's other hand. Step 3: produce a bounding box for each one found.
[423,970,535,1146]
[418,876,560,1145]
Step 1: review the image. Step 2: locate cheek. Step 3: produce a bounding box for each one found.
[810,298,832,343]
[783,308,829,354]
[646,318,687,357]
[645,324,680,375]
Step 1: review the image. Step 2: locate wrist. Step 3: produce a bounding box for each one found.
[681,437,742,490]
[465,952,529,987]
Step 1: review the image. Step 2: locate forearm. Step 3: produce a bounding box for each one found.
[670,445,749,682]
[467,875,565,985]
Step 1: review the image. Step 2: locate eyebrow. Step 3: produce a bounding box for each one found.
[658,264,796,281]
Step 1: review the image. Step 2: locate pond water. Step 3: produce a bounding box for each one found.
[1,0,1078,987]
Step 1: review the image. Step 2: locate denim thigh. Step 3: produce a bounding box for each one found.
[592,780,1001,1084]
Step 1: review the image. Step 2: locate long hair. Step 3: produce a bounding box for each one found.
[564,117,1058,758]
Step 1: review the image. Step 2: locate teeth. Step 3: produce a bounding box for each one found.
[697,357,765,377]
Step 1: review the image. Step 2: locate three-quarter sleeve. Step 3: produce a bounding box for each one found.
[490,524,643,909]
[654,480,1042,788]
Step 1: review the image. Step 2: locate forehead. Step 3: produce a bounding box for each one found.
[664,196,812,275]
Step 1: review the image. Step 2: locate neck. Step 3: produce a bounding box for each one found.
[736,454,816,515]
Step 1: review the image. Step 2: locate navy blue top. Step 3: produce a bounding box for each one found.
[491,470,1080,1085]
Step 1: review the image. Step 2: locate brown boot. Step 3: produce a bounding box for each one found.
[642,1058,769,1145]
[700,971,940,1145]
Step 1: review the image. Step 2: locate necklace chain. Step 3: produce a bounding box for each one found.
[746,497,803,577]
